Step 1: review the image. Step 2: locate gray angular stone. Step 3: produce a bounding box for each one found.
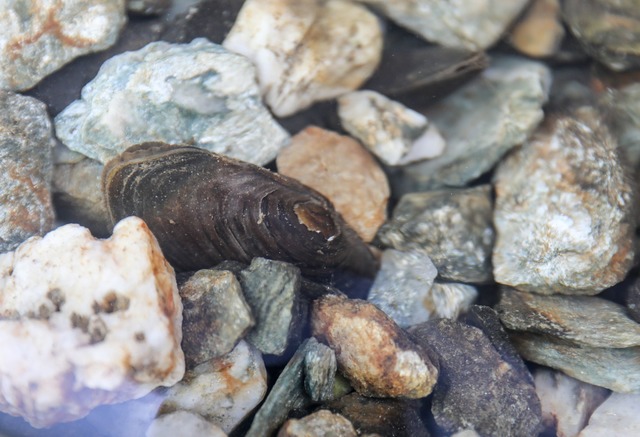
[179,269,255,368]
[0,0,126,91]
[409,319,543,437]
[493,107,635,294]
[599,84,640,167]
[377,185,494,283]
[497,289,640,348]
[393,57,550,192]
[0,91,55,252]
[578,393,640,437]
[238,257,303,356]
[54,38,290,166]
[304,341,337,402]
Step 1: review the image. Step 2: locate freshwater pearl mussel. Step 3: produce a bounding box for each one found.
[102,142,377,276]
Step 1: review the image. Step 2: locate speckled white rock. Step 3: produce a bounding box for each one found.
[426,281,478,321]
[338,90,445,166]
[0,0,126,91]
[578,393,639,437]
[147,411,227,437]
[223,0,382,117]
[0,217,184,428]
[54,38,289,165]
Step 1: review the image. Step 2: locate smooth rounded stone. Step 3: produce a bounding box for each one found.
[394,57,551,193]
[0,0,126,91]
[450,431,480,437]
[161,0,245,44]
[337,90,445,166]
[599,83,640,167]
[159,340,267,434]
[276,126,390,243]
[278,410,356,437]
[147,411,226,437]
[496,289,640,348]
[223,0,382,117]
[409,319,543,437]
[304,340,337,402]
[377,185,494,283]
[179,269,255,368]
[237,257,302,356]
[311,294,438,398]
[0,217,184,428]
[366,248,438,328]
[509,0,565,58]
[54,38,290,166]
[426,281,478,321]
[511,332,640,393]
[578,393,640,437]
[563,0,640,72]
[534,368,610,437]
[128,0,171,15]
[0,91,56,252]
[493,107,635,294]
[353,0,528,51]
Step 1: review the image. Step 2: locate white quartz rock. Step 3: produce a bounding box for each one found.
[338,90,446,166]
[578,393,639,437]
[147,411,227,437]
[0,217,184,428]
[223,0,382,117]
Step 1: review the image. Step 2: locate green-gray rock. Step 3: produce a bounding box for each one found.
[304,341,337,402]
[599,84,640,167]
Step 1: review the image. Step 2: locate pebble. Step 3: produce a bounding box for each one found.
[578,393,640,437]
[394,57,551,192]
[599,83,640,167]
[54,38,290,166]
[534,368,609,437]
[0,217,184,427]
[377,185,494,283]
[146,411,226,437]
[179,269,254,368]
[337,90,445,166]
[223,0,382,117]
[0,0,126,91]
[278,410,356,437]
[276,126,390,243]
[409,319,543,437]
[159,340,267,434]
[427,281,478,321]
[493,107,635,294]
[312,294,438,398]
[0,91,56,252]
[509,0,565,58]
[303,341,337,402]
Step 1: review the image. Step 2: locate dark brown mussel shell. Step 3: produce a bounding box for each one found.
[102,143,378,277]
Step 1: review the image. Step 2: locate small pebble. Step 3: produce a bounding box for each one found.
[146,411,226,437]
[509,0,565,58]
[426,282,478,321]
[278,410,356,437]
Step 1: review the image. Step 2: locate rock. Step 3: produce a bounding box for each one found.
[161,0,244,44]
[0,0,126,91]
[278,410,357,437]
[304,341,337,402]
[493,107,635,294]
[223,0,382,117]
[496,289,640,348]
[337,90,445,166]
[377,185,494,283]
[451,431,480,437]
[409,319,543,437]
[312,294,438,398]
[353,0,528,51]
[147,411,226,437]
[599,84,640,167]
[0,217,184,427]
[366,248,439,327]
[394,57,550,192]
[276,126,390,243]
[511,332,640,393]
[0,91,56,252]
[237,258,302,356]
[128,0,171,15]
[509,0,565,58]
[534,368,609,437]
[426,282,478,321]
[179,269,254,368]
[54,38,290,166]
[578,393,640,437]
[159,340,267,434]
[627,276,640,323]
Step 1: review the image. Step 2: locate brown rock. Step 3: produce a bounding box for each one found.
[278,410,357,437]
[510,0,565,58]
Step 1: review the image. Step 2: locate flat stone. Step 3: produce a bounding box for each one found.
[179,269,254,368]
[509,0,565,58]
[0,91,56,252]
[366,248,439,327]
[146,411,226,437]
[534,368,609,437]
[0,217,184,427]
[312,294,438,398]
[377,185,494,283]
[496,289,640,348]
[161,0,244,44]
[238,258,302,356]
[337,90,445,166]
[0,0,126,91]
[159,340,267,434]
[223,0,382,117]
[409,319,543,437]
[393,57,550,192]
[278,410,357,437]
[276,126,390,243]
[54,38,289,166]
[578,393,640,437]
[493,107,635,294]
[599,84,640,167]
[304,341,337,402]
